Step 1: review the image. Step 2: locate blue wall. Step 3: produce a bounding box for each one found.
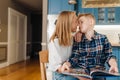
[48,0,120,24]
[48,0,74,14]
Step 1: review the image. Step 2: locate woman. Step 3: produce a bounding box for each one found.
[48,11,79,80]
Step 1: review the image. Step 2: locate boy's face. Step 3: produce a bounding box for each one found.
[78,16,91,33]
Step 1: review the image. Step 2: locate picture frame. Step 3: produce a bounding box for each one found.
[82,0,120,8]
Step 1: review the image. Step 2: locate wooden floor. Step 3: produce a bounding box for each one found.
[0,59,41,80]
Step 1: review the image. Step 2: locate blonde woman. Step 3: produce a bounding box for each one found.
[48,11,79,80]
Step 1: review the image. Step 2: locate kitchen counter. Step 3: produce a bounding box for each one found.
[94,25,120,47]
[111,41,120,47]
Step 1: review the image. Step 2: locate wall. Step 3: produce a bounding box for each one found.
[0,0,11,42]
[0,0,32,63]
[42,0,48,50]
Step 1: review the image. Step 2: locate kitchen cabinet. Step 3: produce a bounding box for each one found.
[115,7,120,24]
[97,7,116,24]
[77,0,120,25]
[48,0,120,24]
[48,0,74,14]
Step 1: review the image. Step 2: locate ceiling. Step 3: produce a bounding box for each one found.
[13,0,42,14]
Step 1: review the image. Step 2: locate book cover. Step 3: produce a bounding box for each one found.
[62,69,120,79]
[90,70,120,78]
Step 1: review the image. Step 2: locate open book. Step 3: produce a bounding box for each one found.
[62,69,120,79]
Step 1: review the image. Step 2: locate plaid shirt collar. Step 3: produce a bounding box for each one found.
[81,31,99,41]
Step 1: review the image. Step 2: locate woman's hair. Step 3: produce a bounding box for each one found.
[78,13,96,26]
[50,11,76,46]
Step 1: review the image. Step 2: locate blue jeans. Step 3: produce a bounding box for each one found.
[92,78,106,80]
[52,72,79,80]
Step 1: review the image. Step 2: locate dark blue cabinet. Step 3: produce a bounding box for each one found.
[48,0,120,24]
[48,0,74,14]
[115,7,120,24]
[77,0,120,25]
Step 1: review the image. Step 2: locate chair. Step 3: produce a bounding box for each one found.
[39,50,48,80]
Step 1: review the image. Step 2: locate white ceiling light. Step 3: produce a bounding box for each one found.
[68,0,77,4]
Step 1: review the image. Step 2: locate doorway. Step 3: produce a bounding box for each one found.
[8,8,27,65]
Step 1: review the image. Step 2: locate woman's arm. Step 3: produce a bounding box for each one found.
[48,41,62,72]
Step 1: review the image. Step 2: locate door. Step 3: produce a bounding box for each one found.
[8,8,27,65]
[16,15,26,62]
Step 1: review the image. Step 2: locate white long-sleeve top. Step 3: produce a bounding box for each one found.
[47,38,72,71]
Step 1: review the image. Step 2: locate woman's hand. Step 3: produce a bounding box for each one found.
[74,32,82,42]
[61,62,71,72]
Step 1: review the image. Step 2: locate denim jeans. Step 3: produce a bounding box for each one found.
[52,72,79,80]
[92,77,106,80]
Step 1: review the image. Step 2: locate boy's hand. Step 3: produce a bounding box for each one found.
[109,66,118,73]
[109,58,118,73]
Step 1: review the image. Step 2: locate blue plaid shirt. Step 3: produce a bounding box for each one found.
[68,31,116,69]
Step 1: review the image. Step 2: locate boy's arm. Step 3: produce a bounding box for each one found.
[103,36,118,73]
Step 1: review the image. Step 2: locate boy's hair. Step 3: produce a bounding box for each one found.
[50,11,76,46]
[78,13,96,26]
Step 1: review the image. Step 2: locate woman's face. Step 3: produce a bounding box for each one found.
[71,15,78,32]
[78,16,91,33]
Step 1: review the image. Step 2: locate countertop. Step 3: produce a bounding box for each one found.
[94,25,120,47]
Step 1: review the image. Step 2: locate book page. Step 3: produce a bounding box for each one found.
[62,69,92,79]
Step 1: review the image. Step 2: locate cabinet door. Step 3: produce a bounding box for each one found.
[107,8,115,24]
[97,8,107,24]
[94,9,98,24]
[115,7,120,24]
